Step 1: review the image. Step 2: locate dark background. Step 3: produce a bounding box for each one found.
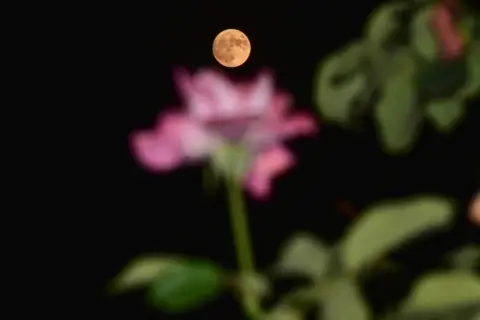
[105,1,478,319]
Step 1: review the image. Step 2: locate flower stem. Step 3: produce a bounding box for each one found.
[226,178,262,320]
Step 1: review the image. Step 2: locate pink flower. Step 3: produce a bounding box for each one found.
[130,68,318,199]
[430,2,464,60]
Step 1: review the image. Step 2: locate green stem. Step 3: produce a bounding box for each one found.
[226,178,262,320]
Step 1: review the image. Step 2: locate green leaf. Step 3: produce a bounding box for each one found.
[416,56,468,99]
[320,278,370,320]
[265,305,303,320]
[448,245,480,270]
[275,233,330,280]
[425,97,465,132]
[109,255,182,294]
[374,51,421,154]
[388,304,480,320]
[402,271,480,312]
[364,3,407,85]
[410,5,438,61]
[265,287,318,320]
[463,41,480,97]
[340,196,454,273]
[147,259,225,313]
[231,272,271,302]
[313,42,368,126]
[365,2,406,47]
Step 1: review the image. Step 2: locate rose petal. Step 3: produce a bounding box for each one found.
[174,69,218,120]
[131,112,218,172]
[175,69,277,122]
[130,131,182,172]
[192,69,241,120]
[280,112,318,138]
[173,68,194,99]
[245,111,318,149]
[245,146,295,199]
[244,71,274,116]
[180,120,221,161]
[268,92,292,119]
[160,113,219,161]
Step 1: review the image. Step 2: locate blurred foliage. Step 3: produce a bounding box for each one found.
[232,272,272,303]
[110,196,477,318]
[320,278,370,320]
[108,255,183,293]
[386,271,480,320]
[110,256,225,313]
[313,41,368,125]
[275,233,331,280]
[262,195,466,320]
[401,271,480,312]
[374,51,421,154]
[146,259,225,312]
[340,196,454,273]
[448,244,480,270]
[265,304,303,320]
[272,195,456,282]
[313,0,480,154]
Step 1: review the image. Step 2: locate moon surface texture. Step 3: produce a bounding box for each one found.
[213,29,251,68]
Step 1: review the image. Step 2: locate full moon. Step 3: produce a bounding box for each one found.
[213,29,251,68]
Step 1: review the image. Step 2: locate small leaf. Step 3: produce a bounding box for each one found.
[374,51,421,154]
[275,233,330,280]
[264,287,318,320]
[340,196,454,273]
[425,97,465,132]
[411,5,438,61]
[265,305,303,320]
[364,3,407,85]
[365,2,406,47]
[463,41,480,97]
[388,303,480,320]
[402,271,480,312]
[320,278,370,320]
[109,255,181,293]
[313,42,368,126]
[232,272,271,302]
[448,245,480,270]
[147,259,224,313]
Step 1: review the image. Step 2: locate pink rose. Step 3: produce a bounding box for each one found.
[130,68,318,199]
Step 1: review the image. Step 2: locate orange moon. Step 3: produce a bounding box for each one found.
[213,29,251,68]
